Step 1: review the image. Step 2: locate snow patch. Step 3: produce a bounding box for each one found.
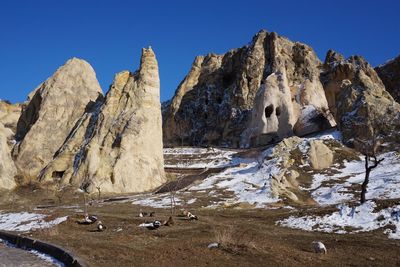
[0,212,67,232]
[278,201,400,239]
[132,194,182,208]
[310,152,400,205]
[190,147,280,207]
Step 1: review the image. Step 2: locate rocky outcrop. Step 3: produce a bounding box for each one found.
[308,140,333,170]
[0,123,17,189]
[375,55,400,102]
[12,58,103,182]
[0,100,21,189]
[0,101,21,133]
[163,30,336,148]
[321,51,400,144]
[39,48,166,193]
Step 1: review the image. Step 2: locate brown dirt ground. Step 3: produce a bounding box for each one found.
[1,188,400,267]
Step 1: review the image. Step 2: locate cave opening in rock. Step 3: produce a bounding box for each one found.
[52,171,65,179]
[275,106,281,116]
[265,104,274,118]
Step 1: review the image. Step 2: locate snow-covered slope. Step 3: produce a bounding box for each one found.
[134,130,400,240]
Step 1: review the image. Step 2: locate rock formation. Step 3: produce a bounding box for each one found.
[0,101,21,133]
[0,101,21,189]
[39,48,166,193]
[308,140,333,170]
[0,122,17,189]
[375,55,400,103]
[163,30,336,148]
[12,58,103,182]
[321,51,400,144]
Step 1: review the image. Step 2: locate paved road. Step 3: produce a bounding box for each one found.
[0,244,56,267]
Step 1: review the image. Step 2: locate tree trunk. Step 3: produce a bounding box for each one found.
[360,169,370,204]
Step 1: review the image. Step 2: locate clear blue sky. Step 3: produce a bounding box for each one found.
[1,0,399,103]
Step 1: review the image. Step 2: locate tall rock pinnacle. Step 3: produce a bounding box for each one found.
[39,48,165,193]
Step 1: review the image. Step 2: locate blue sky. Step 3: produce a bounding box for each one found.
[1,0,399,103]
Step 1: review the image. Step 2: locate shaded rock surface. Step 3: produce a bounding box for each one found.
[321,51,400,144]
[40,48,166,193]
[163,30,336,148]
[375,55,400,103]
[12,58,103,181]
[0,122,17,189]
[0,101,21,189]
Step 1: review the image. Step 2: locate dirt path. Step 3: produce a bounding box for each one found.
[0,245,56,267]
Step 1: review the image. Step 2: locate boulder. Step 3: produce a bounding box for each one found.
[308,140,333,170]
[40,48,166,193]
[375,55,400,102]
[12,58,103,182]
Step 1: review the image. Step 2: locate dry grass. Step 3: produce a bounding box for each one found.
[212,226,257,254]
[34,226,60,237]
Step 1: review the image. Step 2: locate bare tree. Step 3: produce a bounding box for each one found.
[169,175,186,215]
[360,152,384,204]
[92,180,105,201]
[355,113,386,204]
[55,184,67,205]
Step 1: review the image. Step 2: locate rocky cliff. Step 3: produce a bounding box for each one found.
[163,30,336,148]
[39,48,166,193]
[321,51,400,145]
[163,30,399,149]
[375,55,400,102]
[12,58,103,182]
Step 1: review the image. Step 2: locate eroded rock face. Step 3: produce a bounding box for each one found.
[321,51,400,144]
[0,101,22,133]
[163,30,336,148]
[40,48,166,193]
[308,140,333,170]
[375,55,400,103]
[0,123,17,189]
[13,58,103,181]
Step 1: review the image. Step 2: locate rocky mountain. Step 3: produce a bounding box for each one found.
[375,55,400,102]
[163,30,399,148]
[163,30,336,148]
[12,58,103,182]
[39,48,166,193]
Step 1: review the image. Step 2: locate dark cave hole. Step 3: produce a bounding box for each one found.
[52,171,65,179]
[265,104,274,118]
